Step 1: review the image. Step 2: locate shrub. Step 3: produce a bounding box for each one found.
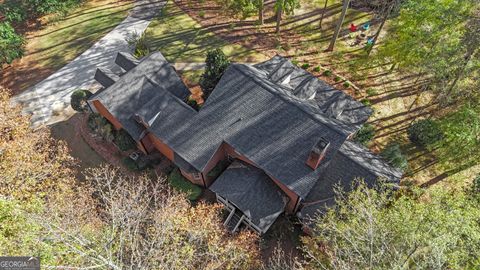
[407,119,443,147]
[87,113,114,142]
[199,49,231,99]
[301,63,310,69]
[199,10,206,18]
[313,66,321,72]
[361,98,372,106]
[323,70,332,76]
[366,88,378,96]
[126,31,150,58]
[0,1,27,22]
[70,89,93,112]
[354,124,375,146]
[114,129,136,151]
[168,169,202,201]
[291,60,299,66]
[186,95,200,111]
[343,81,351,88]
[122,157,139,171]
[0,22,25,65]
[334,76,341,82]
[381,142,408,171]
[122,156,150,171]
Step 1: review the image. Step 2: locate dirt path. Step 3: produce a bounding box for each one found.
[12,0,166,128]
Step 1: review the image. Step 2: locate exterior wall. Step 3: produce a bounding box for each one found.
[147,133,175,161]
[136,141,147,154]
[140,135,156,153]
[201,144,227,187]
[91,100,122,130]
[147,133,205,186]
[181,170,204,186]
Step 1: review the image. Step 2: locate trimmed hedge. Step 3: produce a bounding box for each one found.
[70,89,93,112]
[407,119,443,147]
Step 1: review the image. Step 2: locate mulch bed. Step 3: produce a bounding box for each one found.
[75,113,132,173]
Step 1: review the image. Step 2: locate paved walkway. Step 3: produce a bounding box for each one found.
[12,0,166,128]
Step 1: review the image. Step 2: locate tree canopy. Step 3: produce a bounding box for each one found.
[303,180,480,269]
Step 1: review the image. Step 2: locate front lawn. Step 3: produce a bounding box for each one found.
[167,168,202,201]
[2,0,133,93]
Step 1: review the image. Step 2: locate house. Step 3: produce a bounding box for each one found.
[88,52,402,234]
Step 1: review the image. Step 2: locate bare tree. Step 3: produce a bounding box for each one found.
[319,0,329,30]
[327,0,350,51]
[37,166,260,270]
[259,0,265,24]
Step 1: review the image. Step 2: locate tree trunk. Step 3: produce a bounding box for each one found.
[367,16,387,56]
[446,50,476,96]
[327,0,350,51]
[367,4,394,56]
[319,0,328,29]
[276,6,283,34]
[259,0,264,25]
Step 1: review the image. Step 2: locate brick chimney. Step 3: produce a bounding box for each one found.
[306,137,330,170]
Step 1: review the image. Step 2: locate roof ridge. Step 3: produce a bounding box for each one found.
[339,140,403,180]
[230,63,352,136]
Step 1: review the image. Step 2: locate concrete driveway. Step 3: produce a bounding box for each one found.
[12,0,166,128]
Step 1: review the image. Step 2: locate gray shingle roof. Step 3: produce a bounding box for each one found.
[149,63,352,198]
[115,52,140,72]
[209,161,287,233]
[90,52,191,141]
[255,56,373,132]
[94,68,119,88]
[299,140,402,225]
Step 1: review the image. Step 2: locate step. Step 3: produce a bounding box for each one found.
[225,210,243,233]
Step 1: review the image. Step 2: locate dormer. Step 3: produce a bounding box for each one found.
[306,137,330,170]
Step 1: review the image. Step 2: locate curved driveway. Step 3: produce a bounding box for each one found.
[13,0,166,128]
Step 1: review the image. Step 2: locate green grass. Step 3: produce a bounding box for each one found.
[31,0,132,69]
[144,1,267,63]
[168,169,202,201]
[5,0,133,92]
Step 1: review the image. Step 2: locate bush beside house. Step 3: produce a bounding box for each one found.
[354,124,375,146]
[381,142,408,171]
[199,49,231,99]
[168,168,202,201]
[87,113,115,142]
[70,89,93,112]
[113,129,136,151]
